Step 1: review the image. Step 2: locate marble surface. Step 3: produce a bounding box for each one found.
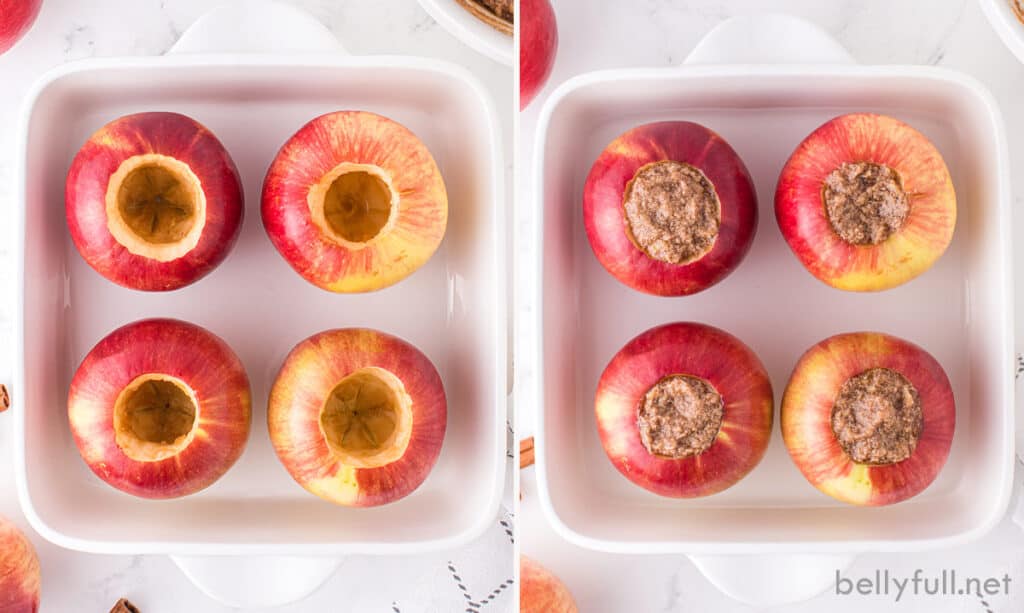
[0,0,513,611]
[516,0,1024,611]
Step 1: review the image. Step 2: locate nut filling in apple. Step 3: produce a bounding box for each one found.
[319,366,413,469]
[830,367,923,465]
[113,374,199,463]
[637,374,724,458]
[822,161,910,246]
[308,163,399,249]
[105,154,207,262]
[623,161,721,265]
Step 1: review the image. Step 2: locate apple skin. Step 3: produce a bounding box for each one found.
[68,318,252,499]
[520,0,558,110]
[0,0,42,56]
[262,111,448,293]
[584,121,758,296]
[521,556,577,613]
[781,332,955,506]
[0,518,40,613]
[268,328,447,507]
[595,322,773,498]
[66,112,244,292]
[775,113,956,292]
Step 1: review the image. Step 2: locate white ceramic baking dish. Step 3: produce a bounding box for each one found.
[530,14,1014,605]
[13,1,506,606]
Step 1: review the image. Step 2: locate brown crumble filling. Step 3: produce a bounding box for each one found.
[831,367,923,465]
[478,0,513,21]
[823,161,910,245]
[637,375,724,459]
[623,161,721,265]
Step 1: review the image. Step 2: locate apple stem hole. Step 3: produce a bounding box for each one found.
[117,164,198,244]
[323,170,395,243]
[113,375,199,462]
[320,367,411,468]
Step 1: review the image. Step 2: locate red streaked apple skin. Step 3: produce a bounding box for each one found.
[0,0,42,55]
[521,556,578,613]
[261,110,447,293]
[775,113,956,291]
[781,332,955,506]
[68,318,252,499]
[0,518,40,613]
[519,0,558,110]
[595,322,773,498]
[268,328,447,507]
[66,112,244,291]
[584,122,758,296]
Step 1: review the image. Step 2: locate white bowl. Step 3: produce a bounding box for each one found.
[417,0,513,66]
[979,0,1024,64]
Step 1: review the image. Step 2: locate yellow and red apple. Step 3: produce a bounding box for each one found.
[268,328,446,507]
[0,517,40,613]
[781,332,955,506]
[0,0,41,56]
[68,318,252,499]
[520,0,558,110]
[584,121,758,296]
[66,112,244,291]
[521,556,577,613]
[595,322,773,498]
[775,113,956,291]
[261,111,448,293]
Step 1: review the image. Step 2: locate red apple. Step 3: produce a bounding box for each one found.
[66,112,244,291]
[584,122,758,296]
[0,0,42,56]
[776,113,956,291]
[781,332,955,506]
[0,517,40,613]
[268,328,447,507]
[68,318,252,499]
[520,0,557,110]
[262,111,448,293]
[595,322,773,498]
[521,556,577,613]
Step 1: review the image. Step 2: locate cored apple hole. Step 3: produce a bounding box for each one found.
[822,161,909,246]
[637,374,724,459]
[830,367,923,465]
[113,375,198,461]
[319,367,412,468]
[117,164,198,244]
[623,160,721,265]
[323,170,394,243]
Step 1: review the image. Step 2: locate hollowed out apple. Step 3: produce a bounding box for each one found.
[584,122,758,296]
[68,319,252,499]
[0,0,41,55]
[595,322,773,498]
[521,556,577,613]
[0,518,40,613]
[781,332,955,506]
[268,328,446,507]
[66,112,244,291]
[775,113,956,291]
[262,111,448,293]
[520,0,557,110]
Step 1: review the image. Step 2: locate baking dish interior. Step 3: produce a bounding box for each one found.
[18,58,505,553]
[536,67,1012,551]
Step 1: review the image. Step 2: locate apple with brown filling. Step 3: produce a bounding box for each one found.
[595,322,774,498]
[66,112,244,291]
[268,328,447,507]
[68,318,252,499]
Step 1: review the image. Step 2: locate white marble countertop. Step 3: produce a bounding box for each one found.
[0,0,513,611]
[517,0,1024,611]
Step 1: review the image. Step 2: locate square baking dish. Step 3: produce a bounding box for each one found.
[15,54,506,555]
[532,62,1013,554]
